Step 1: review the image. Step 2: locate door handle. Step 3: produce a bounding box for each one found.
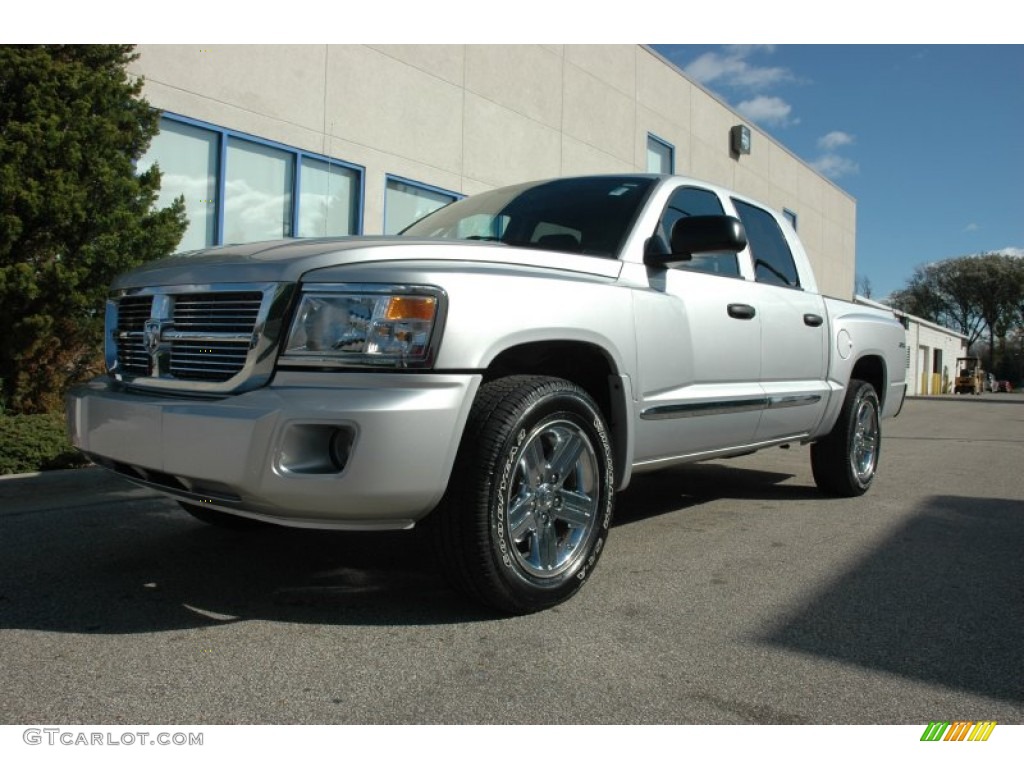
[727,303,756,320]
[803,313,824,327]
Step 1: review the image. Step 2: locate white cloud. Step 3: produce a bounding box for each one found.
[737,96,797,127]
[810,131,858,179]
[818,131,855,151]
[684,46,793,91]
[726,44,777,57]
[810,154,860,179]
[1000,247,1024,258]
[963,223,980,232]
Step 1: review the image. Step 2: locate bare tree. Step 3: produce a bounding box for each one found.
[855,274,873,299]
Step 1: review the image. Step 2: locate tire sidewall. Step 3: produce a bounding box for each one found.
[487,385,614,607]
[845,383,880,493]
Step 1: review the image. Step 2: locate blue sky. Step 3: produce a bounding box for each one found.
[651,44,1024,299]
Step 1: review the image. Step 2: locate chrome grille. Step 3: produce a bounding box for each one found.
[169,292,263,381]
[172,292,264,333]
[169,340,253,381]
[107,282,290,394]
[116,295,153,376]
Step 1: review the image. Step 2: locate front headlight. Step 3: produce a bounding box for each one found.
[281,284,445,368]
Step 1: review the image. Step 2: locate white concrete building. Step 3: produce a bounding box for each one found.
[130,44,858,299]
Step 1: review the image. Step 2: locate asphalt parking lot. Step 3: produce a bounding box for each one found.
[1,394,1022,724]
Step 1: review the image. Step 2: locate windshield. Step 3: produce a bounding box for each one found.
[400,176,657,258]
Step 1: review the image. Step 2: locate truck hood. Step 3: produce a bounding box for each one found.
[112,236,623,289]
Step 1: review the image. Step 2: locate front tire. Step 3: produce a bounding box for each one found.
[811,379,880,497]
[432,375,615,614]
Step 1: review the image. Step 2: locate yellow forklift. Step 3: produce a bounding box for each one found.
[954,357,985,395]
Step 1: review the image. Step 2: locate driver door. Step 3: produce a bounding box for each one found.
[632,185,765,467]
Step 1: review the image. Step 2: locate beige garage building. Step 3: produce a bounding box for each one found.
[130,44,857,298]
[856,297,969,396]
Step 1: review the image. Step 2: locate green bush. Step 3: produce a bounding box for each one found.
[0,412,88,475]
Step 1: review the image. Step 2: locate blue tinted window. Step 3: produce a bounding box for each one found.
[654,187,739,277]
[402,176,657,258]
[733,199,800,288]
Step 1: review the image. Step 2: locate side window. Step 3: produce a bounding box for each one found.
[655,187,740,277]
[732,199,801,288]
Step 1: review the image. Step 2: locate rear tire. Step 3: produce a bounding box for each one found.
[811,379,880,497]
[431,375,615,614]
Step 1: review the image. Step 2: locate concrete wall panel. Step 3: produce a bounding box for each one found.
[564,45,636,97]
[732,164,773,208]
[323,46,464,176]
[465,45,563,130]
[689,136,736,190]
[561,136,634,176]
[689,92,737,171]
[463,94,562,187]
[368,45,464,87]
[133,44,327,137]
[767,144,801,200]
[636,48,693,127]
[562,63,635,165]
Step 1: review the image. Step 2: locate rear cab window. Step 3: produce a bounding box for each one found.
[732,199,801,288]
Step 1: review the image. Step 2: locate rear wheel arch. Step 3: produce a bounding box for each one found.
[850,355,886,410]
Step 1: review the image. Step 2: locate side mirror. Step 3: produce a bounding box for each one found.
[645,215,747,267]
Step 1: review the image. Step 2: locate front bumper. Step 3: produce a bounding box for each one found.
[67,371,481,529]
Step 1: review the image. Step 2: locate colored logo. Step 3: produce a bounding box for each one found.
[920,721,997,742]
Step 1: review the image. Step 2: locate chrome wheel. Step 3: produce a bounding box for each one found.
[851,397,879,483]
[811,379,881,497]
[504,419,600,579]
[432,375,614,614]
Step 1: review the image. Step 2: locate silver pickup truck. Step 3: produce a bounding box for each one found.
[68,174,907,614]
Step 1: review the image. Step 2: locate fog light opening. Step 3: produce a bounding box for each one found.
[329,427,354,472]
[278,423,355,475]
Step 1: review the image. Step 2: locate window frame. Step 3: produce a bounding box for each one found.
[646,133,675,175]
[383,174,462,235]
[223,133,296,243]
[147,112,365,248]
[296,154,363,239]
[653,185,742,279]
[731,198,802,290]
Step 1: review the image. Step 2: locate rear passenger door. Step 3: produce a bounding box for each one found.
[731,199,829,442]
